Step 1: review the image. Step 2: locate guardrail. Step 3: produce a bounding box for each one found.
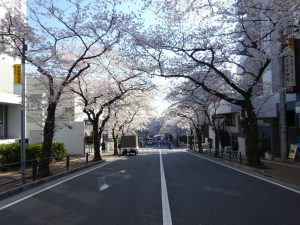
[196,148,244,164]
[0,153,91,192]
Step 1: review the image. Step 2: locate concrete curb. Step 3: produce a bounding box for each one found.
[0,160,104,201]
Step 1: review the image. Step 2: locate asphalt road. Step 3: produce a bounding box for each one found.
[1,142,300,225]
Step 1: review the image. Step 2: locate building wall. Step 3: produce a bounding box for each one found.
[26,76,88,155]
[26,76,83,139]
[7,104,20,138]
[55,121,85,155]
[0,0,27,142]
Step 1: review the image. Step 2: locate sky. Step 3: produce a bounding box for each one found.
[151,76,171,117]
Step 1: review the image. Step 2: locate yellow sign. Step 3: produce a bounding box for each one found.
[288,145,297,160]
[13,64,22,84]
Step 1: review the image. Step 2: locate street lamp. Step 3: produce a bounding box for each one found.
[0,34,27,184]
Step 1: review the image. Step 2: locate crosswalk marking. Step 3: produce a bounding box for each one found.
[139,149,185,153]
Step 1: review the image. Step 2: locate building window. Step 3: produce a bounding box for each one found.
[286,110,296,127]
[0,104,8,139]
[224,114,236,126]
[28,94,42,111]
[64,107,74,121]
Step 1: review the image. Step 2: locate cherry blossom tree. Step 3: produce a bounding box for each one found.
[0,0,139,175]
[166,99,207,152]
[167,81,223,153]
[71,61,152,160]
[110,92,152,155]
[131,0,300,167]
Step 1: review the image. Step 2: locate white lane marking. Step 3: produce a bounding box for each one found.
[97,170,129,192]
[160,150,173,225]
[0,160,116,211]
[99,183,110,191]
[185,151,300,194]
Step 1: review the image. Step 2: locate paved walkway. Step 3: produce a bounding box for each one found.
[197,150,300,188]
[0,152,117,194]
[261,160,300,187]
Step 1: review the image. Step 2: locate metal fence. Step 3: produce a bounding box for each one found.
[197,148,244,164]
[0,153,90,193]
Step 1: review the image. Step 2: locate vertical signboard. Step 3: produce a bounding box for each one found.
[284,35,296,93]
[288,145,297,160]
[13,64,22,84]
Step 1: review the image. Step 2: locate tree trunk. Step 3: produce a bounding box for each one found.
[38,102,57,177]
[113,139,118,155]
[241,101,262,167]
[112,129,119,155]
[98,113,110,153]
[189,128,194,151]
[212,125,220,157]
[196,128,203,153]
[92,120,102,161]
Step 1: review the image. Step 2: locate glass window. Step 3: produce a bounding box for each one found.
[28,94,42,111]
[0,104,8,139]
[286,110,296,127]
[0,105,3,139]
[64,107,74,121]
[225,114,236,126]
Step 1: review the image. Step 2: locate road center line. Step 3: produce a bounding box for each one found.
[160,150,172,225]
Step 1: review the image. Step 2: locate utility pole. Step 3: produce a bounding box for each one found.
[279,55,287,161]
[21,38,27,183]
[279,31,292,162]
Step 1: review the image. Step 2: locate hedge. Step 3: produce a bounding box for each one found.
[0,142,67,165]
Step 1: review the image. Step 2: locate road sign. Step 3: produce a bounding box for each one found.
[288,145,297,160]
[13,64,22,84]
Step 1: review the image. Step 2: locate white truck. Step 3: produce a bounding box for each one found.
[120,135,139,155]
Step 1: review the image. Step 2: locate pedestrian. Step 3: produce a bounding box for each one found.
[101,142,106,153]
[232,140,238,157]
[168,142,172,150]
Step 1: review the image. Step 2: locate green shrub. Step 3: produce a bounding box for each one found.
[51,142,67,161]
[0,142,66,164]
[0,143,20,164]
[26,143,42,161]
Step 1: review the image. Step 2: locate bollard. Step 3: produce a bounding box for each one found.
[66,155,70,171]
[239,152,242,164]
[32,159,38,181]
[85,153,89,165]
[229,151,232,161]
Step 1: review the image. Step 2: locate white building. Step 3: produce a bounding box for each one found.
[26,76,87,154]
[0,0,26,144]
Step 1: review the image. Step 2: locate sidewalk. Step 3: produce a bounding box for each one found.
[260,159,300,187]
[0,152,117,196]
[196,150,300,188]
